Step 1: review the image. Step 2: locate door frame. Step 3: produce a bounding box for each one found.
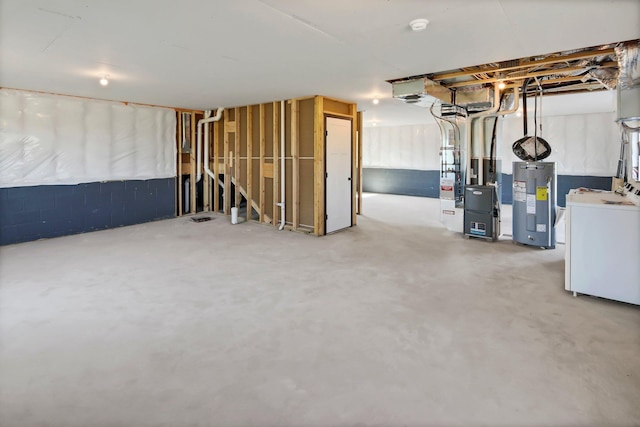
[324,114,354,234]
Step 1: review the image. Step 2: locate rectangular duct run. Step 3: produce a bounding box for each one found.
[391,77,494,112]
[392,77,452,107]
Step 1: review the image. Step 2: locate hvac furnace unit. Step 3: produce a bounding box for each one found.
[464,185,499,240]
[512,162,556,248]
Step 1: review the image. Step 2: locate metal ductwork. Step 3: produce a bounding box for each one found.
[392,77,496,112]
[616,41,640,121]
[616,40,640,90]
[392,77,452,107]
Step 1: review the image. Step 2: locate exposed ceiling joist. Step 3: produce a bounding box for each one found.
[446,62,618,88]
[430,47,616,81]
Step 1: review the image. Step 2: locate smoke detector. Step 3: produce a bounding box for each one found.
[409,18,429,32]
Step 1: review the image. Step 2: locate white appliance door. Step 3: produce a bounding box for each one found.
[325,117,352,234]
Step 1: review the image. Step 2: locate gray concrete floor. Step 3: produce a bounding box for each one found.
[1,193,638,427]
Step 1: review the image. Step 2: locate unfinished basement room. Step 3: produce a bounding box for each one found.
[1,1,639,426]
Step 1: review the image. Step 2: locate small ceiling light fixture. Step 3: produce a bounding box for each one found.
[99,75,109,86]
[372,122,377,127]
[409,18,429,32]
[498,81,506,90]
[373,99,379,105]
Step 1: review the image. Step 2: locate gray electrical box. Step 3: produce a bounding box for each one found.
[512,162,556,249]
[464,185,499,240]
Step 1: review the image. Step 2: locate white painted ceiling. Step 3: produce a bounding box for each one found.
[1,0,639,126]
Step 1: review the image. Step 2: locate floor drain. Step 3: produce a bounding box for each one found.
[191,216,213,223]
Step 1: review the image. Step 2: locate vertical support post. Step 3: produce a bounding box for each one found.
[273,102,280,227]
[259,104,265,223]
[190,112,197,214]
[313,96,325,236]
[291,100,300,230]
[246,106,253,221]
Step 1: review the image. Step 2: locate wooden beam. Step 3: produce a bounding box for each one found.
[213,120,220,213]
[313,96,325,236]
[430,47,617,81]
[273,101,280,227]
[259,104,265,223]
[246,106,253,221]
[356,111,363,216]
[234,107,240,210]
[189,112,197,214]
[223,109,231,215]
[291,99,300,230]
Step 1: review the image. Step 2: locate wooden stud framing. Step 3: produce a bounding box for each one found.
[213,120,220,212]
[223,109,231,215]
[234,107,240,210]
[246,106,253,221]
[189,112,196,214]
[291,99,300,230]
[313,96,325,236]
[259,104,265,223]
[272,102,280,226]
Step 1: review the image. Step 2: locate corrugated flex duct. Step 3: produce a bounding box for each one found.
[616,40,640,90]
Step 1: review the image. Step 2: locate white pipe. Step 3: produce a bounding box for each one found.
[197,108,224,182]
[465,84,502,185]
[196,110,211,182]
[277,100,286,230]
[198,107,224,184]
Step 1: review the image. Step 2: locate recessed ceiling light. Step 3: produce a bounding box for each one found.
[409,18,429,32]
[373,99,379,105]
[100,75,109,86]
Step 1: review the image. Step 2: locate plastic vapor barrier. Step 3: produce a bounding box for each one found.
[363,124,440,170]
[500,112,618,175]
[364,112,618,177]
[0,89,176,188]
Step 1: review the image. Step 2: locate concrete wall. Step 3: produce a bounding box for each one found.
[0,179,175,245]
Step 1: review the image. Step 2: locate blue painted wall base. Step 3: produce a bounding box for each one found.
[363,168,612,208]
[1,178,175,245]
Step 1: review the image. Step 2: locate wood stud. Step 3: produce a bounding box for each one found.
[246,106,253,222]
[175,97,357,236]
[291,99,299,230]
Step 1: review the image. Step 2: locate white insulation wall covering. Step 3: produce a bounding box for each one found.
[500,112,619,175]
[363,124,441,171]
[364,112,619,176]
[0,89,176,188]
